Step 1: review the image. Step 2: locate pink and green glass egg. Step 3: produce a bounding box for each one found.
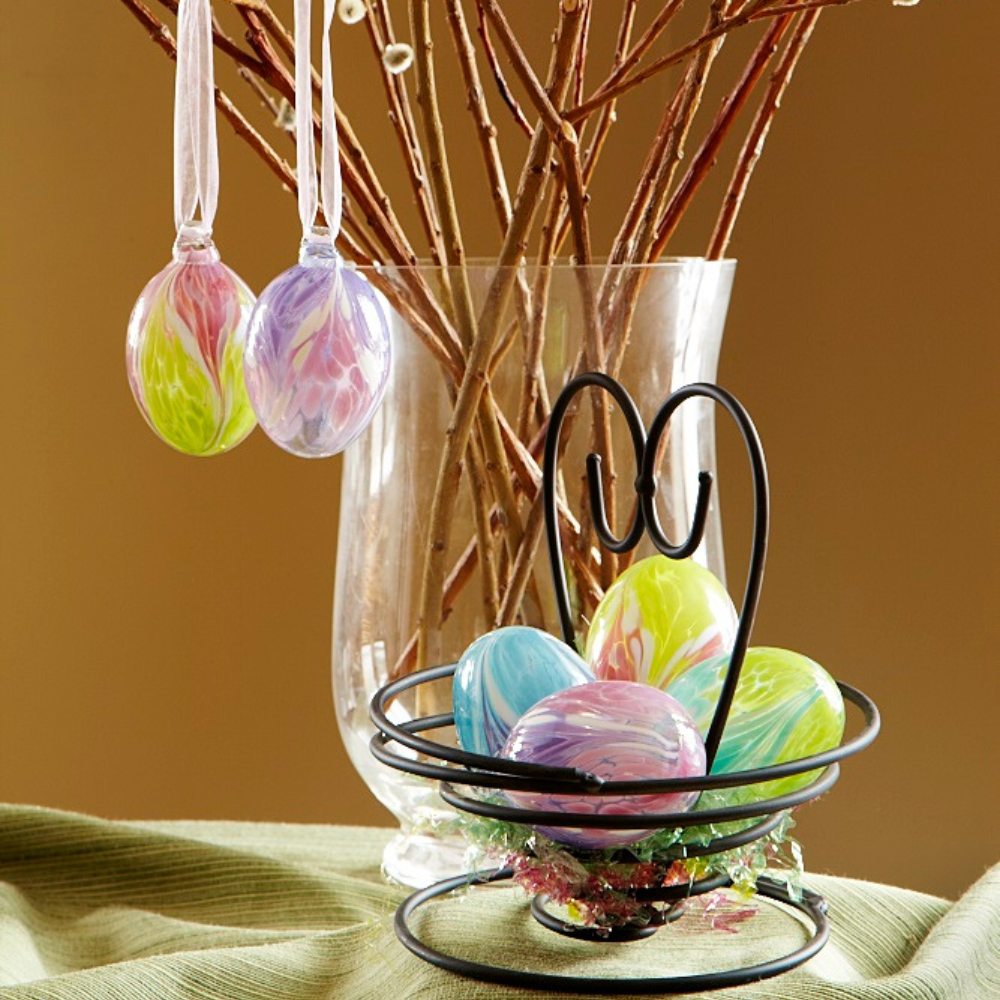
[126,238,256,457]
[500,680,706,849]
[666,646,846,805]
[585,555,738,691]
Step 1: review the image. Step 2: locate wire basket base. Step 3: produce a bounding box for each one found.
[395,867,830,995]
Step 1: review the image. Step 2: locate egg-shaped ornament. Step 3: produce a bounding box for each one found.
[243,234,391,458]
[666,646,846,804]
[453,626,594,757]
[126,233,257,457]
[501,681,706,849]
[586,555,738,690]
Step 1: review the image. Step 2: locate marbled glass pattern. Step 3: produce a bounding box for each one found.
[586,556,738,690]
[501,681,706,849]
[244,247,391,458]
[666,646,846,803]
[126,242,256,456]
[453,626,594,757]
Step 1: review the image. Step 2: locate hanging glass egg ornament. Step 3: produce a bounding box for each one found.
[126,234,256,457]
[243,237,391,458]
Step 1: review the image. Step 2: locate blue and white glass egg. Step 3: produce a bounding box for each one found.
[453,626,594,757]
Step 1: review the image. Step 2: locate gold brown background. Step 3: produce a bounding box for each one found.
[1,2,996,901]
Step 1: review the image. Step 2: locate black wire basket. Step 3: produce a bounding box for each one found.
[369,374,880,994]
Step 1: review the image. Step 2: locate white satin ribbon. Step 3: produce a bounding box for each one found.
[173,0,219,237]
[295,0,342,242]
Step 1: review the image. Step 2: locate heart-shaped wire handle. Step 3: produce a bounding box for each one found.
[542,374,770,770]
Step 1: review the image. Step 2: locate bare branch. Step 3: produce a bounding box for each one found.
[365,3,448,268]
[444,0,513,232]
[651,14,795,257]
[569,0,865,123]
[708,9,822,258]
[475,5,534,137]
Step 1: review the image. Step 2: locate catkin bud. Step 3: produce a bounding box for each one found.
[338,0,367,25]
[382,43,414,75]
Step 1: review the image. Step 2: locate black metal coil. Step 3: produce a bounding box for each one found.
[367,376,880,993]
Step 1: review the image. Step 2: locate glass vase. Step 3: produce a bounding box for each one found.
[331,261,736,887]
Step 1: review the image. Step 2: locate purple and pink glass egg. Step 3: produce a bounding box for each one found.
[243,240,391,458]
[501,681,706,849]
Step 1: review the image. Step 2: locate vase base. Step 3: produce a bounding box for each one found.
[382,829,469,889]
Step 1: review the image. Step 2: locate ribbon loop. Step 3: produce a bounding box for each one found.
[173,0,219,237]
[295,0,342,242]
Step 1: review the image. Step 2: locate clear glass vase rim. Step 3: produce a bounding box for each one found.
[361,256,735,274]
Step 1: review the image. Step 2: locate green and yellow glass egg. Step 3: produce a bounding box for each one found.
[666,646,845,804]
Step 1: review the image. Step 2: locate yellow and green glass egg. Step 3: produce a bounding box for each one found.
[585,555,738,690]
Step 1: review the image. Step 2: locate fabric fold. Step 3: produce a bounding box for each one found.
[0,803,996,999]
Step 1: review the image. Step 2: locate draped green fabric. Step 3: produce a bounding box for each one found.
[0,804,996,999]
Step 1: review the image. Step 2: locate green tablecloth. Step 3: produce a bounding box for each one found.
[0,804,996,999]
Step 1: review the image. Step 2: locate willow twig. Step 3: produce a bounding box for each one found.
[497,493,548,627]
[605,83,683,275]
[416,1,587,668]
[708,10,821,257]
[339,220,379,267]
[582,0,686,114]
[475,0,613,588]
[601,0,733,370]
[444,0,510,231]
[517,179,563,440]
[238,65,282,118]
[444,0,540,423]
[751,0,863,18]
[365,3,448,270]
[412,0,529,600]
[581,0,637,187]
[568,0,859,123]
[475,5,534,137]
[475,0,610,584]
[410,0,476,348]
[636,1,733,263]
[548,0,638,257]
[467,430,502,625]
[468,1,593,283]
[651,15,794,258]
[574,0,593,107]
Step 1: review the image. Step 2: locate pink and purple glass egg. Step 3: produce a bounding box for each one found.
[126,237,256,457]
[243,239,391,458]
[500,681,706,849]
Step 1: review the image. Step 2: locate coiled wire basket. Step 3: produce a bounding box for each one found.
[369,374,880,994]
